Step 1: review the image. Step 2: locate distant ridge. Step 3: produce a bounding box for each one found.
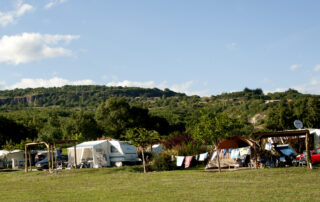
[0,85,186,108]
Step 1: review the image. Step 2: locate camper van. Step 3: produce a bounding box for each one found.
[67,140,139,168]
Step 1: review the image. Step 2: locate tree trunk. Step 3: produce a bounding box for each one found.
[141,148,146,173]
[217,148,221,172]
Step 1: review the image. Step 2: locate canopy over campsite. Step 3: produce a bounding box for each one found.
[253,129,320,169]
[68,140,110,168]
[206,136,257,171]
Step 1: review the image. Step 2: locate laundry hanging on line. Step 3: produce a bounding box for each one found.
[175,156,185,167]
[199,152,209,161]
[184,156,193,168]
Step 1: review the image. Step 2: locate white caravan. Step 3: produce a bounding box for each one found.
[109,140,140,167]
[67,140,139,168]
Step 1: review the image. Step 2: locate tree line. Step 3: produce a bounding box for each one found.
[0,87,320,150]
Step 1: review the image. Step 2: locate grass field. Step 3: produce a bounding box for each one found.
[0,166,319,201]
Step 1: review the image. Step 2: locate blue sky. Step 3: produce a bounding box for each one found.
[1,0,320,96]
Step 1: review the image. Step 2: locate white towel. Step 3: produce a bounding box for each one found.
[175,156,185,167]
[199,152,209,161]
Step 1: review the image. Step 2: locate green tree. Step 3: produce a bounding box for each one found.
[95,98,132,139]
[125,128,159,173]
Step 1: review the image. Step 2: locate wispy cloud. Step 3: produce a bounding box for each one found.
[289,64,302,71]
[314,64,320,72]
[106,79,210,96]
[9,77,95,89]
[45,0,67,9]
[0,33,80,65]
[226,42,237,50]
[0,1,34,26]
[106,80,158,89]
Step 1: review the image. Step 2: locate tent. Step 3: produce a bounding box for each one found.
[0,150,9,168]
[7,150,25,169]
[206,136,256,171]
[68,140,110,168]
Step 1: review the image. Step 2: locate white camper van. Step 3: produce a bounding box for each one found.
[67,140,139,168]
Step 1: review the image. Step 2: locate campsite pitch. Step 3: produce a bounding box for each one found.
[0,166,319,201]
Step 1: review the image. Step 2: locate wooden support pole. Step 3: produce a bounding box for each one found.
[305,132,312,169]
[217,148,221,172]
[51,145,54,170]
[47,145,51,172]
[24,145,28,173]
[28,152,32,172]
[54,143,57,172]
[254,142,258,169]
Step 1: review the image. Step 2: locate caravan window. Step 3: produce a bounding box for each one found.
[111,146,119,153]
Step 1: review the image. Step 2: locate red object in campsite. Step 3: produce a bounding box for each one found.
[296,148,320,164]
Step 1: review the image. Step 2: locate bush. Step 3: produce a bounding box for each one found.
[176,142,206,156]
[151,153,176,171]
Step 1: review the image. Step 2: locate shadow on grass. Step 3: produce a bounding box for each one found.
[0,169,23,173]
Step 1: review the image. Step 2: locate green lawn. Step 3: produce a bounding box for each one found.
[0,166,319,201]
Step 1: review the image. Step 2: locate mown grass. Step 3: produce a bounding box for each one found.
[0,166,319,201]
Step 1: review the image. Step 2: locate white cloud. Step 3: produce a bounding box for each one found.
[226,42,237,50]
[9,77,95,89]
[106,80,158,89]
[0,2,34,26]
[45,0,67,9]
[310,79,319,85]
[289,64,302,71]
[106,80,210,96]
[314,64,320,72]
[0,81,6,90]
[0,33,80,65]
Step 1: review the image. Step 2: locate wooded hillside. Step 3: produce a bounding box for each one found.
[0,86,319,149]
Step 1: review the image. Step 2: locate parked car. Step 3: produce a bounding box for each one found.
[35,155,68,170]
[296,148,320,164]
[34,152,47,163]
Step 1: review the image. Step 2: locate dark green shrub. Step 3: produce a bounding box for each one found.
[151,153,176,171]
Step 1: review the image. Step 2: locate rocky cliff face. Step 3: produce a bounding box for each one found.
[0,94,46,106]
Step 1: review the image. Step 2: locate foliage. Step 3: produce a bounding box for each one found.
[161,132,193,150]
[187,109,250,145]
[125,128,160,148]
[125,127,160,173]
[0,115,37,148]
[151,153,176,171]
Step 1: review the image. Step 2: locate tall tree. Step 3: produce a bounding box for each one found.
[95,98,132,139]
[125,127,159,173]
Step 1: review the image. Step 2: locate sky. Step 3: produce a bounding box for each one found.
[1,0,320,96]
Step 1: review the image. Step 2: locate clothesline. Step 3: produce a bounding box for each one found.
[210,146,252,161]
[175,152,209,168]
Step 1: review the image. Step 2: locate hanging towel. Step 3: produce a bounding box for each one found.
[240,147,251,156]
[265,143,272,151]
[184,156,193,168]
[230,149,240,159]
[199,152,209,161]
[211,151,217,161]
[171,155,175,161]
[195,155,199,161]
[175,156,185,167]
[228,148,232,154]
